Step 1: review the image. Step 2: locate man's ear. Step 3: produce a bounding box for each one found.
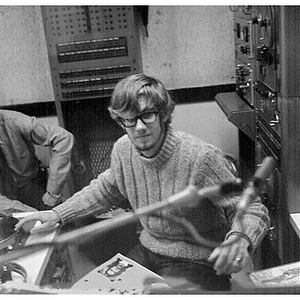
[161,112,170,123]
[117,121,126,132]
[120,124,126,132]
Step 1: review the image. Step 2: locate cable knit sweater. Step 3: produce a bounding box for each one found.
[54,126,270,263]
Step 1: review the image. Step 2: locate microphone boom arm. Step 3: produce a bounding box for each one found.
[0,181,243,264]
[0,157,275,264]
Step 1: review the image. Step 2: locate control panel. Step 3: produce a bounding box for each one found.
[231,5,300,266]
[233,6,281,136]
[41,6,141,103]
[233,6,254,106]
[252,6,280,137]
[233,5,283,268]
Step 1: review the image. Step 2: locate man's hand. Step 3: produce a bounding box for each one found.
[208,234,253,275]
[42,192,61,207]
[15,210,61,235]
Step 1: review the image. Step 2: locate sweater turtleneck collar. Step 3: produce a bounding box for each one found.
[134,126,180,168]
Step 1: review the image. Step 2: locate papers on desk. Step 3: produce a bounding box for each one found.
[72,253,167,294]
[249,261,300,288]
[11,211,58,285]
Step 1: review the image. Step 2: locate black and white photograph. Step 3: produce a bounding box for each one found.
[0,1,299,296]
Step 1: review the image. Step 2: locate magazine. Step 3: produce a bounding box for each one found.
[71,253,167,294]
[249,261,300,288]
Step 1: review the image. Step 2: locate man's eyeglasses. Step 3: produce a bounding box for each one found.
[119,111,159,128]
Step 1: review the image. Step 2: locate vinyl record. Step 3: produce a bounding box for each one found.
[0,216,19,250]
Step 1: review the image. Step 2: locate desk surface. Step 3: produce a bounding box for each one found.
[12,212,57,285]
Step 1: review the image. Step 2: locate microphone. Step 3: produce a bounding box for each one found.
[236,156,276,219]
[167,179,244,207]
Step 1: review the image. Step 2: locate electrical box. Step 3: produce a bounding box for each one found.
[41,6,141,104]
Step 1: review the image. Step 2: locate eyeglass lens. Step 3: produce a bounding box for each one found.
[121,111,157,127]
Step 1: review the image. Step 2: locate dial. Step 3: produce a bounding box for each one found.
[257,6,275,48]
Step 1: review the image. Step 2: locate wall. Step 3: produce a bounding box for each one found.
[0,6,54,106]
[139,6,235,89]
[172,102,239,159]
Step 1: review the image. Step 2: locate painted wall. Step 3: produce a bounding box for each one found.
[0,6,54,106]
[172,102,239,159]
[139,6,235,89]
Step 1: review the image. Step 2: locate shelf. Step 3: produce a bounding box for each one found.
[215,92,255,140]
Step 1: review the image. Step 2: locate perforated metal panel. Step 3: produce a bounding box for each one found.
[45,6,134,36]
[41,6,141,189]
[88,139,114,178]
[41,6,141,102]
[61,98,123,185]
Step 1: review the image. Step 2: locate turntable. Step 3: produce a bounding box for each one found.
[0,216,27,284]
[0,216,25,253]
[0,214,62,287]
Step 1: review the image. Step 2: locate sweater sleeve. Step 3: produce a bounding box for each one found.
[196,146,270,250]
[53,143,127,224]
[225,197,270,251]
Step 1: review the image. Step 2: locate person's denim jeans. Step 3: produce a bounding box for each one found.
[126,243,231,292]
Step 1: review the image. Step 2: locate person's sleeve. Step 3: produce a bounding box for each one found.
[225,197,270,252]
[53,143,127,224]
[197,147,270,251]
[28,119,74,195]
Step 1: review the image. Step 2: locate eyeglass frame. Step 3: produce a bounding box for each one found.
[118,110,159,128]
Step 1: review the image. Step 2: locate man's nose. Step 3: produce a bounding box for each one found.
[135,118,147,130]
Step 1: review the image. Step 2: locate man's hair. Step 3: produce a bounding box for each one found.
[108,74,175,125]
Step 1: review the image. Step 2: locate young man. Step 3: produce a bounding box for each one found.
[16,74,270,291]
[0,109,74,210]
